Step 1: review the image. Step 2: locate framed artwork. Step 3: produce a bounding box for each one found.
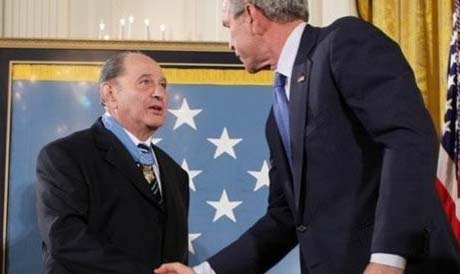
[0,39,299,274]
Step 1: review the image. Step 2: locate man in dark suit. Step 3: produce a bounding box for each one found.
[155,1,460,274]
[36,52,189,274]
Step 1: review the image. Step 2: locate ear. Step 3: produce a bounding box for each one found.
[245,3,269,35]
[100,81,118,110]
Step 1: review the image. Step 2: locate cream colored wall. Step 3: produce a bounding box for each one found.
[315,0,358,26]
[0,0,357,41]
[0,0,3,36]
[3,0,69,38]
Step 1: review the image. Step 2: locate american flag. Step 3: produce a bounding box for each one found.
[436,0,460,246]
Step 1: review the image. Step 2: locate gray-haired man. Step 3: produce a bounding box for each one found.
[36,52,189,274]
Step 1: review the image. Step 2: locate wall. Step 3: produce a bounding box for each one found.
[0,0,357,41]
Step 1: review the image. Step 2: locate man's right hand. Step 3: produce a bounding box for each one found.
[154,263,196,274]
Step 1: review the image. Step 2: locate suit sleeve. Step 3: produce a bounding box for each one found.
[329,17,438,257]
[36,143,152,274]
[207,128,298,274]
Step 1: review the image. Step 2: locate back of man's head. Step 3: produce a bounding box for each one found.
[227,0,309,23]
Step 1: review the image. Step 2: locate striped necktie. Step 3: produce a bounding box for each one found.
[137,144,162,204]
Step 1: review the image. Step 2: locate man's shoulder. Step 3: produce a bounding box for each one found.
[322,16,387,40]
[325,16,370,30]
[311,16,394,53]
[39,126,95,158]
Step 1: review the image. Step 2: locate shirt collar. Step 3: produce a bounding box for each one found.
[124,129,153,148]
[276,22,307,78]
[104,112,153,147]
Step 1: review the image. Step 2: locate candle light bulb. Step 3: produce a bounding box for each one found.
[144,19,151,40]
[119,18,126,39]
[159,24,166,40]
[98,19,106,39]
[127,16,134,39]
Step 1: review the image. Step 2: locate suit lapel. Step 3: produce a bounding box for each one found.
[288,25,319,209]
[267,111,296,210]
[92,119,164,209]
[289,61,312,209]
[153,146,188,263]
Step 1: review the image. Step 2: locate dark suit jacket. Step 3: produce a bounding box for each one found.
[208,17,460,274]
[36,119,189,274]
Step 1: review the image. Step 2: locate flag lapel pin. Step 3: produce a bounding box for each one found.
[297,74,306,83]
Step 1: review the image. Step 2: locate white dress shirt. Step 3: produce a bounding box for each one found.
[193,22,405,274]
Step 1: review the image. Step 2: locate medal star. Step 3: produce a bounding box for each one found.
[181,159,202,192]
[188,233,202,254]
[248,160,270,191]
[169,98,202,130]
[207,128,243,159]
[207,190,242,222]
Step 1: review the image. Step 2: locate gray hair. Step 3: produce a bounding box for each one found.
[99,51,149,83]
[227,0,309,23]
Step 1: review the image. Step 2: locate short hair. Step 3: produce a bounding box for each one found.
[98,51,150,83]
[227,0,309,23]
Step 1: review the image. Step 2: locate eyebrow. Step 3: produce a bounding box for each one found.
[137,74,153,80]
[137,74,167,83]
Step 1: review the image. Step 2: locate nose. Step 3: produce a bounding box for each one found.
[151,86,166,100]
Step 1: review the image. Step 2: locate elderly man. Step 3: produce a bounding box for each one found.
[36,52,189,274]
[155,0,460,274]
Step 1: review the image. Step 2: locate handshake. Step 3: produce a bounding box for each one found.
[154,263,196,274]
[152,262,408,274]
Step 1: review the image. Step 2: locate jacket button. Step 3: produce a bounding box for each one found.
[296,225,307,233]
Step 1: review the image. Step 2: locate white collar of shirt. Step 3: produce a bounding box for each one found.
[123,128,153,148]
[276,22,307,100]
[103,112,162,190]
[103,112,153,147]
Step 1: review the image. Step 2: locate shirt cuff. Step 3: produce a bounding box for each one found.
[194,255,405,273]
[193,261,216,274]
[370,253,406,269]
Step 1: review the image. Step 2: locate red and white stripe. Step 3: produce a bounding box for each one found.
[436,146,460,242]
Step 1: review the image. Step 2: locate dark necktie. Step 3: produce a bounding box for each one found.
[273,72,292,162]
[137,144,162,204]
